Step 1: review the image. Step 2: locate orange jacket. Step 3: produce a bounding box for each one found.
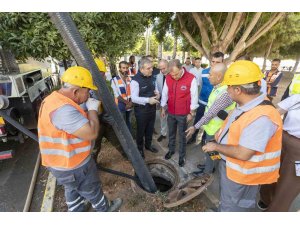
[217,104,282,185]
[38,91,91,169]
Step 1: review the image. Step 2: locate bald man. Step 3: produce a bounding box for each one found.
[186,63,236,177]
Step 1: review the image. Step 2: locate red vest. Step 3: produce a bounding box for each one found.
[166,69,194,115]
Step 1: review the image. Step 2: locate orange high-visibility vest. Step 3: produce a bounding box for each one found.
[38,91,91,169]
[217,104,283,185]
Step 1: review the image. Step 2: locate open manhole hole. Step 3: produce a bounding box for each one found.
[131,159,179,195]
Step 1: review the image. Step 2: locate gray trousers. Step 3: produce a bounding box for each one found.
[49,157,108,212]
[160,113,168,136]
[167,113,187,159]
[219,159,258,212]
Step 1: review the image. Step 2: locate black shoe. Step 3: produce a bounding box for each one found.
[145,146,158,153]
[192,169,205,178]
[165,151,174,160]
[187,138,196,145]
[107,198,123,212]
[179,158,185,167]
[157,135,166,142]
[197,164,205,170]
[139,150,145,159]
[257,200,268,211]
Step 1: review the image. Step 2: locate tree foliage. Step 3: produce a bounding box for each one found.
[0,12,153,62]
[153,12,286,63]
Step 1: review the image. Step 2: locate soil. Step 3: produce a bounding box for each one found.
[52,71,293,212]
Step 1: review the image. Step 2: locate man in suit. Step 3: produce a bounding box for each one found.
[156,59,169,142]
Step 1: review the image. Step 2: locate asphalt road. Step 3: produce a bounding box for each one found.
[0,138,39,212]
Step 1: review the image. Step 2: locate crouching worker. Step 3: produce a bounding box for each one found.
[38,66,122,212]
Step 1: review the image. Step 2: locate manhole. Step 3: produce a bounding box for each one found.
[131,159,179,195]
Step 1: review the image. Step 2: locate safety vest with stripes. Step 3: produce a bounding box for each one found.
[289,73,300,95]
[38,91,91,169]
[111,75,131,112]
[217,104,282,185]
[203,85,236,136]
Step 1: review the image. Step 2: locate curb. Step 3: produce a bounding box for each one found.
[40,172,56,212]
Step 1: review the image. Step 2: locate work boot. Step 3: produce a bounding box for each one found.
[165,151,174,160]
[197,164,205,170]
[187,137,196,145]
[179,157,185,167]
[157,135,166,142]
[107,198,123,212]
[145,146,158,153]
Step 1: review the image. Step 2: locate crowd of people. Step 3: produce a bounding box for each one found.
[37,52,300,212]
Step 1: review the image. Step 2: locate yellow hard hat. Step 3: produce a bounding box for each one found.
[95,58,107,73]
[223,60,264,86]
[61,66,98,90]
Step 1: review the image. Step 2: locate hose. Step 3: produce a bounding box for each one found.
[97,165,138,182]
[48,12,157,193]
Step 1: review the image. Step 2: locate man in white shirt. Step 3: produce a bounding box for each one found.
[161,59,199,167]
[189,57,203,89]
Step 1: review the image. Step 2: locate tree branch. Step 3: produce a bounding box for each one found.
[219,13,234,41]
[203,13,218,45]
[221,13,245,52]
[228,13,262,61]
[177,13,208,58]
[191,12,211,55]
[245,12,285,48]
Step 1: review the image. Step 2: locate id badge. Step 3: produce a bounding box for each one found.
[295,161,300,177]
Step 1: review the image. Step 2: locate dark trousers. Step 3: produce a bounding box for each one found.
[191,103,206,140]
[167,113,188,160]
[202,133,216,173]
[262,131,300,212]
[49,158,108,212]
[121,110,132,134]
[134,106,156,155]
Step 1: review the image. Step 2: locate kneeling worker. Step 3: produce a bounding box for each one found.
[38,66,122,212]
[203,61,282,212]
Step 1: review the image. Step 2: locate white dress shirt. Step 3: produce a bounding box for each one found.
[278,94,300,138]
[189,67,203,88]
[161,70,199,111]
[130,79,158,106]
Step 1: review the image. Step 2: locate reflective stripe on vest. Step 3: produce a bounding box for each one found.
[289,74,300,95]
[38,91,91,169]
[218,103,282,185]
[203,85,235,136]
[112,76,131,105]
[40,145,91,158]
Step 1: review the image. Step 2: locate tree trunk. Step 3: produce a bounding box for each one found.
[158,43,163,59]
[292,57,300,74]
[63,59,68,70]
[262,39,274,72]
[182,51,185,63]
[172,37,177,59]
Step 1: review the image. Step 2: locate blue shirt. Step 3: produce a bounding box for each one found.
[199,67,213,105]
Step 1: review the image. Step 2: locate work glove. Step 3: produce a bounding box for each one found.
[86,98,101,112]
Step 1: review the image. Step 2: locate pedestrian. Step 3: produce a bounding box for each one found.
[189,57,203,89]
[38,66,122,212]
[183,57,193,71]
[203,60,282,212]
[186,63,235,177]
[161,59,199,167]
[156,59,169,142]
[130,57,160,158]
[264,58,283,100]
[111,61,133,133]
[129,55,137,76]
[258,94,300,212]
[187,52,224,145]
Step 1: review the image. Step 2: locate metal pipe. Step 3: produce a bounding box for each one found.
[48,12,157,193]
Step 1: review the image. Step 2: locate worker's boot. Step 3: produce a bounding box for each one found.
[107,198,123,212]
